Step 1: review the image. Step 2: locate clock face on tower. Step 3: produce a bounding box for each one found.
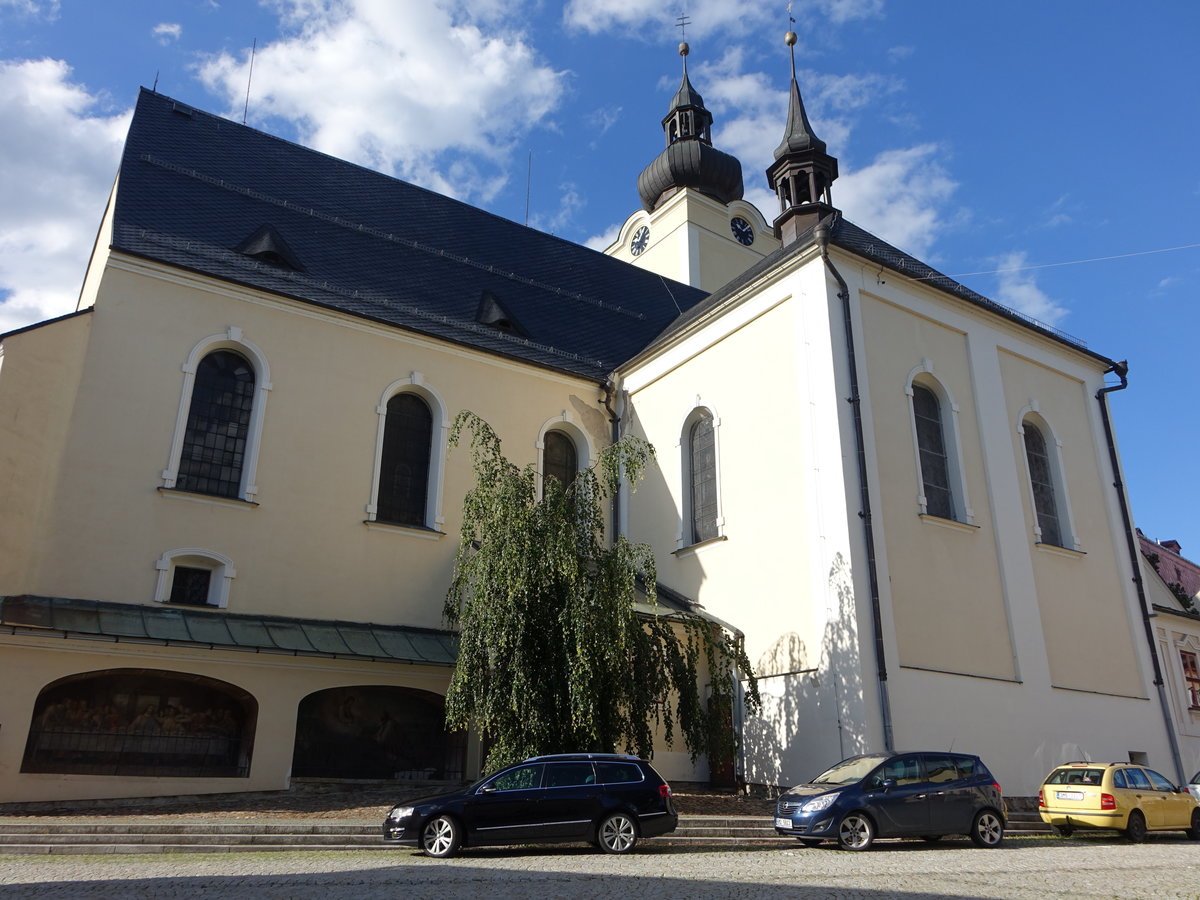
[730,216,755,246]
[630,225,650,256]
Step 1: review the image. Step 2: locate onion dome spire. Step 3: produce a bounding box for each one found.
[636,42,744,212]
[766,30,839,243]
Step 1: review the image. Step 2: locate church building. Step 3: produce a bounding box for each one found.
[1,36,1193,803]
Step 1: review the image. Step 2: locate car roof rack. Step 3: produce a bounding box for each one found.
[526,752,640,762]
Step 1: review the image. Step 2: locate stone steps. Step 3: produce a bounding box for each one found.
[0,813,1047,855]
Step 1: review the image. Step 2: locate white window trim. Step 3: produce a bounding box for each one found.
[1016,402,1080,551]
[534,412,594,499]
[161,327,272,502]
[154,548,236,609]
[904,361,974,524]
[365,372,448,530]
[676,400,725,551]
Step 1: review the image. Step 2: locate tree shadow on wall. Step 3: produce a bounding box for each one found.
[742,551,868,788]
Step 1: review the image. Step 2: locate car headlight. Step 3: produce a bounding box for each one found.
[388,806,415,822]
[801,793,839,813]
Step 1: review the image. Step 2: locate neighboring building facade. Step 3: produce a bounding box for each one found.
[1141,535,1200,776]
[0,45,1182,802]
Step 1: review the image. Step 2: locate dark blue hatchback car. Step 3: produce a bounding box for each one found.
[774,751,1006,850]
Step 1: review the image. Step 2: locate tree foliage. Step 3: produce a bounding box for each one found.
[443,411,759,773]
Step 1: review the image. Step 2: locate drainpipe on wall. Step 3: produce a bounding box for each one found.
[1096,362,1187,785]
[815,219,895,753]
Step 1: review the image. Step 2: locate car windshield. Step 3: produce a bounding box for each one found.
[810,754,892,785]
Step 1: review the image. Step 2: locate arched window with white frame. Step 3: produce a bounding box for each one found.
[905,363,973,524]
[678,404,724,549]
[154,548,236,609]
[535,414,593,498]
[366,374,448,532]
[162,328,271,503]
[1018,407,1076,549]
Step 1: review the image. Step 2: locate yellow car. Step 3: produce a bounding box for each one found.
[1039,761,1200,841]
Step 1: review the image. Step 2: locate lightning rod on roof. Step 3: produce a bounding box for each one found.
[243,38,257,124]
[152,70,159,92]
[525,150,532,227]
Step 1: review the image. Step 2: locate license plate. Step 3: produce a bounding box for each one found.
[1056,790,1084,801]
[775,817,793,829]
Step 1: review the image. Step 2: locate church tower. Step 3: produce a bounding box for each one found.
[766,30,839,244]
[606,41,779,292]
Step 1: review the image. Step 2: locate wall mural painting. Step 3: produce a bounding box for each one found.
[292,686,465,781]
[21,669,256,778]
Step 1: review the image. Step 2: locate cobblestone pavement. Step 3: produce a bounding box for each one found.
[1,836,1198,899]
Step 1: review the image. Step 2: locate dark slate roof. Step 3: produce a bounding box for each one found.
[111,90,709,381]
[1,595,458,666]
[647,211,1106,365]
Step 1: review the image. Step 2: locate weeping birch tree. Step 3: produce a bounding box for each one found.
[443,411,759,774]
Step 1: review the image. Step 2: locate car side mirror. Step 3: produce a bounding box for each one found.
[880,778,896,792]
[480,785,497,794]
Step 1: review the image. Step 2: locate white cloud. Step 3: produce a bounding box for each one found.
[584,221,621,252]
[197,0,565,204]
[153,23,183,44]
[529,182,586,235]
[563,0,881,38]
[0,59,129,334]
[835,144,957,259]
[992,251,1070,326]
[0,0,60,18]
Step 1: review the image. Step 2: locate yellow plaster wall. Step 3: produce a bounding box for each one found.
[16,260,609,629]
[0,313,93,593]
[859,293,1016,680]
[998,349,1144,697]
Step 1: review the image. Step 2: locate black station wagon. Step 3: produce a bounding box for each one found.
[382,753,678,857]
[774,751,1006,850]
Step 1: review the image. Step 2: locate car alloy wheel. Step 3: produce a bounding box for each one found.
[597,812,638,854]
[969,810,1004,847]
[836,812,875,851]
[421,815,462,858]
[1125,810,1147,843]
[1186,809,1200,841]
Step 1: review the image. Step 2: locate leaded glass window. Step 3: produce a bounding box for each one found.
[690,411,718,544]
[543,430,577,489]
[377,393,432,526]
[176,350,255,498]
[1023,422,1062,546]
[169,566,213,607]
[912,385,953,520]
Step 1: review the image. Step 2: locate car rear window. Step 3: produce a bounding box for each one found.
[923,755,960,784]
[1047,768,1105,786]
[596,762,643,784]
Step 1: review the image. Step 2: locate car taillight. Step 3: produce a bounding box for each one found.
[992,781,1002,795]
[659,783,673,798]
[1038,790,1044,807]
[1101,793,1116,810]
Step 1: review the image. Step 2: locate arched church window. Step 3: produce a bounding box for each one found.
[543,430,578,490]
[912,384,953,520]
[689,410,718,543]
[176,350,255,498]
[376,393,433,526]
[1023,421,1061,546]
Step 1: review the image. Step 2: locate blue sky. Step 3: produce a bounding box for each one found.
[1,0,1197,555]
